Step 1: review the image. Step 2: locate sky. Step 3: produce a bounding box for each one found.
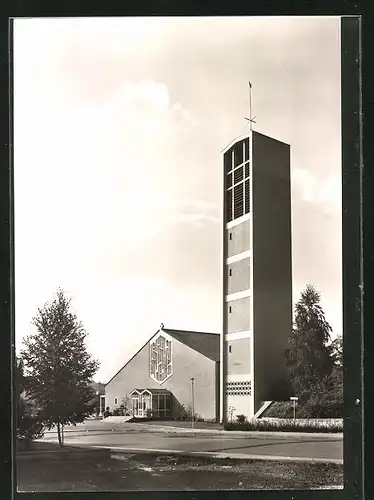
[14,17,342,383]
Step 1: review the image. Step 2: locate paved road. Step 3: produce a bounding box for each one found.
[41,422,343,462]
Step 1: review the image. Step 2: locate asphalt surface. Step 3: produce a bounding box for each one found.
[17,453,344,491]
[41,421,343,462]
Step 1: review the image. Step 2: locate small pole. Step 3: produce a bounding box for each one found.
[245,81,256,131]
[191,377,195,429]
[249,81,252,131]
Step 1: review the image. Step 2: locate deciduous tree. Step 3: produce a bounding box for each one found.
[21,289,99,446]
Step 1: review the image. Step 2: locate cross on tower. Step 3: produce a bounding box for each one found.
[245,116,256,128]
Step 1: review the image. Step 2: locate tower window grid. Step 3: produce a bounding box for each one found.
[225,139,250,223]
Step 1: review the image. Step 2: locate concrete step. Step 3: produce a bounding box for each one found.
[103,415,133,423]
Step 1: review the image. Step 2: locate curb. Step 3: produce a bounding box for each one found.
[96,446,343,465]
[120,424,343,439]
[43,424,343,440]
[312,486,343,490]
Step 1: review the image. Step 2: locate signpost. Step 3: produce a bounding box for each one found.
[290,396,298,420]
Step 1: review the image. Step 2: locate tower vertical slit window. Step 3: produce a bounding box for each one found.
[234,166,244,185]
[227,172,232,188]
[244,138,250,161]
[227,190,233,222]
[234,142,243,167]
[245,179,250,214]
[245,162,250,178]
[224,149,232,173]
[234,183,244,219]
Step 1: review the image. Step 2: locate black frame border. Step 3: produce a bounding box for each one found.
[341,15,364,500]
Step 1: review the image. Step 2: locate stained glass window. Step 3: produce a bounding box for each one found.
[149,335,173,383]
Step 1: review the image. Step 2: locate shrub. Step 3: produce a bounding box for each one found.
[184,406,194,420]
[111,404,129,416]
[236,414,247,424]
[173,404,188,421]
[173,404,199,422]
[146,408,153,419]
[17,395,44,448]
[17,415,44,446]
[205,418,218,424]
[299,377,343,418]
[263,387,342,420]
[103,407,112,418]
[263,401,295,419]
[223,417,342,433]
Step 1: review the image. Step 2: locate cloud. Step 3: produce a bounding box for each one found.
[292,168,341,213]
[14,17,342,380]
[14,71,218,360]
[168,213,220,228]
[112,79,170,112]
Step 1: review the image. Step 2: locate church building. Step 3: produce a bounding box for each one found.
[105,326,220,421]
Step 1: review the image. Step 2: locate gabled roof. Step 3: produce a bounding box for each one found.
[105,327,220,386]
[163,328,220,362]
[221,132,250,154]
[221,129,290,154]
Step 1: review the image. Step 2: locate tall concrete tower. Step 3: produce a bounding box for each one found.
[221,130,293,422]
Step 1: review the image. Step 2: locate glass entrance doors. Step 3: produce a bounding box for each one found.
[131,392,152,418]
